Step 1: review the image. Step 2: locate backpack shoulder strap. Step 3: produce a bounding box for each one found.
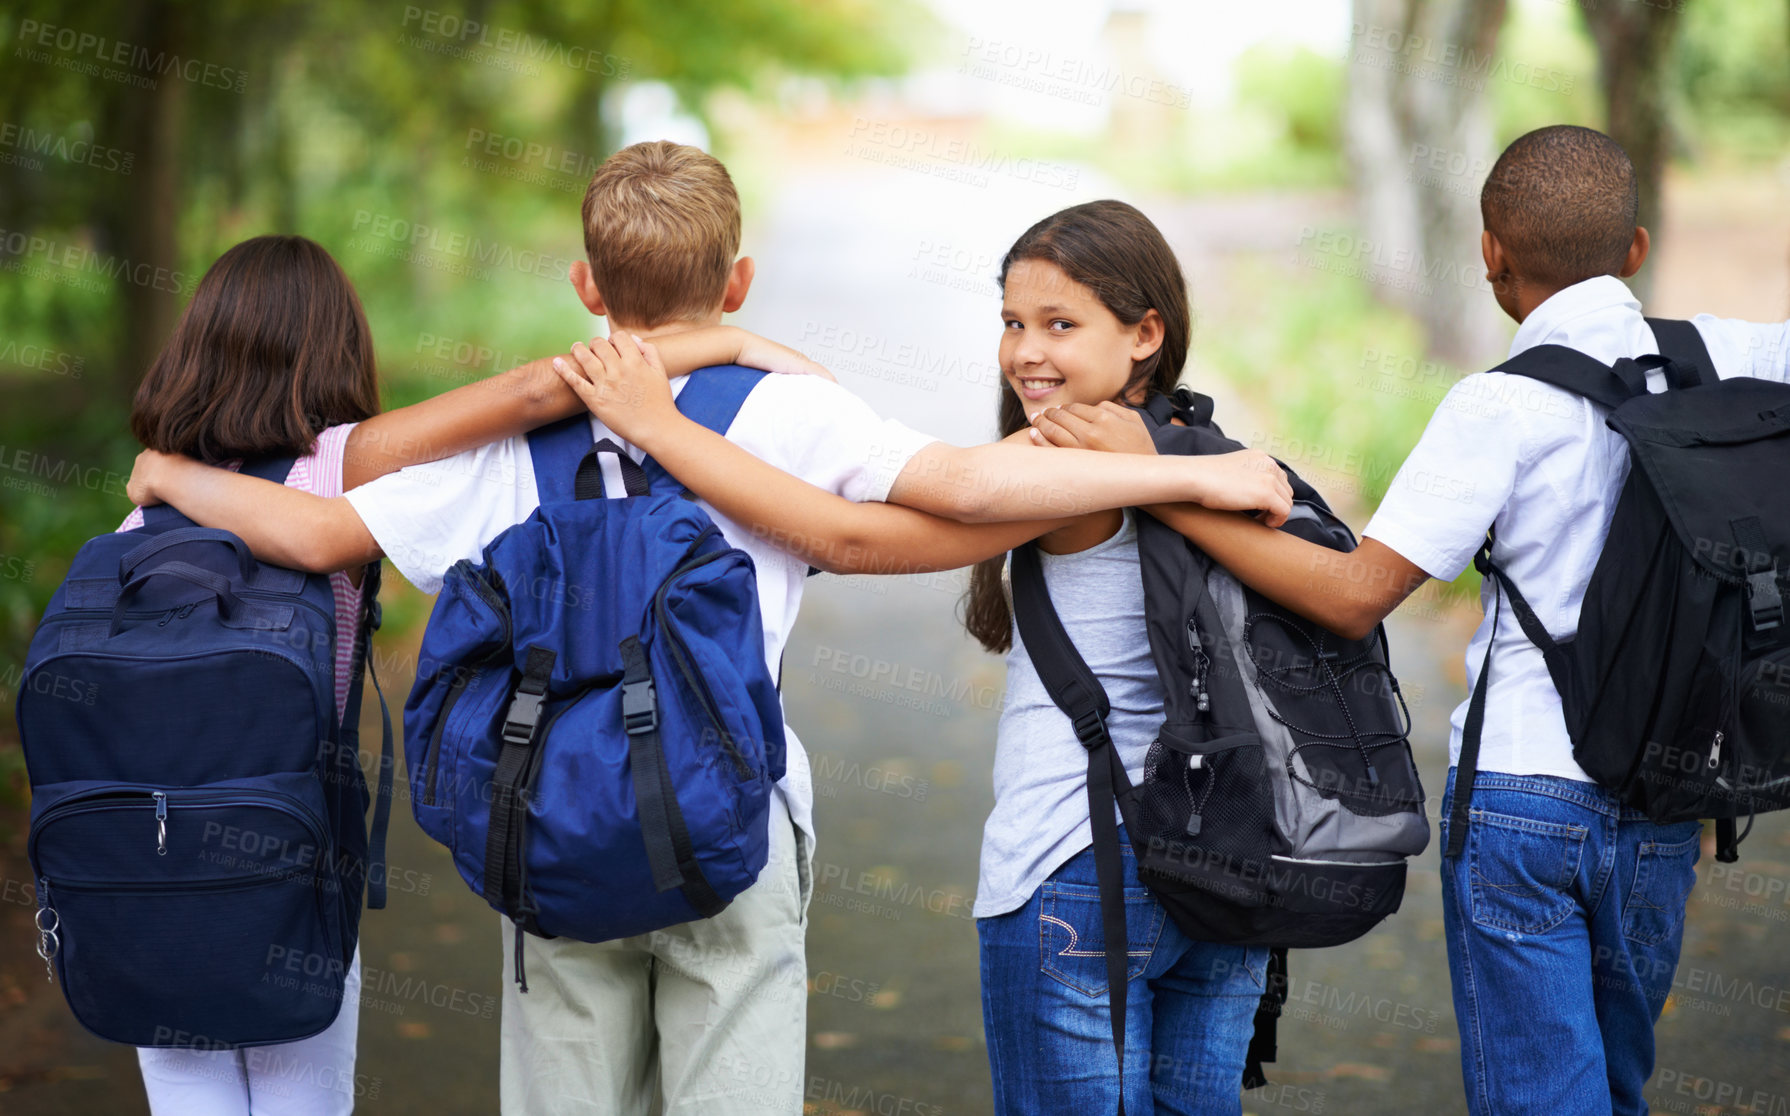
[1494,345,1645,411]
[1444,532,1570,858]
[674,365,767,433]
[1147,386,1216,429]
[343,560,395,910]
[1010,543,1135,1116]
[1645,317,1716,387]
[526,416,595,505]
[640,365,767,493]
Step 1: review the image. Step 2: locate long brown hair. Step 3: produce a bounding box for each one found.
[130,235,380,463]
[961,200,1192,654]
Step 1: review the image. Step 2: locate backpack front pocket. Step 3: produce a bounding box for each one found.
[1134,726,1277,905]
[28,774,345,1047]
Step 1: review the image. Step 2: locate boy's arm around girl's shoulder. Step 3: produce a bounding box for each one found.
[127,453,379,575]
[1142,505,1428,642]
[1028,398,1433,641]
[122,355,578,576]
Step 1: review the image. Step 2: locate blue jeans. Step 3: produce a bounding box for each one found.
[1441,769,1702,1115]
[978,833,1270,1116]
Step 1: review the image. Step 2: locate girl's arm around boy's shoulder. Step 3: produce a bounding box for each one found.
[341,355,577,490]
[339,326,821,491]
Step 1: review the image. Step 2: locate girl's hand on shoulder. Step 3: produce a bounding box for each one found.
[1030,401,1156,454]
[1196,449,1293,527]
[555,334,681,446]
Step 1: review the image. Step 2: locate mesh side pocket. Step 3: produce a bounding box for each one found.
[1135,728,1275,889]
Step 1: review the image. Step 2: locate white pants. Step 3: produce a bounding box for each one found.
[137,949,363,1116]
[499,800,813,1115]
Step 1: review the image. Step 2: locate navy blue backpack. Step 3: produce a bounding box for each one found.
[405,365,785,987]
[17,457,392,1048]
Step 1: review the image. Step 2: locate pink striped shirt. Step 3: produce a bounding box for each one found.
[120,424,364,722]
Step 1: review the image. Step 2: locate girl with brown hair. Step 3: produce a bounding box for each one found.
[551,200,1278,1115]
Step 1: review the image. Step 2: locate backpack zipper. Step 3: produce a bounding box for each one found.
[29,785,329,869]
[48,590,332,631]
[421,562,514,805]
[421,674,473,807]
[653,545,754,780]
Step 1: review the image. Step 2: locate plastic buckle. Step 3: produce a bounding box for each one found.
[501,691,544,747]
[367,599,383,633]
[622,679,657,735]
[1070,708,1106,749]
[1749,567,1783,632]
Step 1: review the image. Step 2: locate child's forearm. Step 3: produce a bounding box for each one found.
[1143,503,1425,640]
[145,457,381,574]
[634,416,1052,573]
[344,357,582,489]
[343,329,810,491]
[890,442,1292,525]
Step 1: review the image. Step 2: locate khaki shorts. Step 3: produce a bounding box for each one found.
[499,799,812,1115]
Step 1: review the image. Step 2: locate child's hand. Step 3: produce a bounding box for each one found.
[555,335,682,447]
[734,331,836,382]
[127,449,181,506]
[1194,449,1294,528]
[1029,401,1156,454]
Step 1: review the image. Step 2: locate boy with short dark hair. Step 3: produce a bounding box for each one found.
[1032,124,1790,1114]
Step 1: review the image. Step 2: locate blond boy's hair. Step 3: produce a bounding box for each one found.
[580,140,741,327]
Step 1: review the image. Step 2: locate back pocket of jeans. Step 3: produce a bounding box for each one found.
[1622,823,1701,947]
[1039,881,1165,998]
[1467,809,1587,935]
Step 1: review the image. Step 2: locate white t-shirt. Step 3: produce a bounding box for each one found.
[344,372,938,839]
[975,511,1161,917]
[1363,275,1790,781]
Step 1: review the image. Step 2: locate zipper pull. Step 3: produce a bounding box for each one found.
[153,791,168,855]
[1185,619,1212,714]
[156,608,177,627]
[34,879,59,982]
[1708,731,1725,771]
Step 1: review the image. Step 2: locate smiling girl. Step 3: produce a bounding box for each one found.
[554,200,1278,1116]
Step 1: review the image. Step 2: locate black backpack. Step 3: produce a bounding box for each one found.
[1446,318,1790,865]
[1011,387,1430,1107]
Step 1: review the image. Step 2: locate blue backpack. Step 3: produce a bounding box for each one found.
[16,457,392,1048]
[405,365,786,988]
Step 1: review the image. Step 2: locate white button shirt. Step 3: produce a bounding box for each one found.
[1363,275,1790,781]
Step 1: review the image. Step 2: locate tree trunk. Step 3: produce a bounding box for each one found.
[1344,0,1509,367]
[1583,3,1686,304]
[96,0,189,397]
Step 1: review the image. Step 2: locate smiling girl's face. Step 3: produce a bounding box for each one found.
[999,257,1165,423]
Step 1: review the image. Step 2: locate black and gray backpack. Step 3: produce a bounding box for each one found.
[1011,387,1431,1103]
[1447,318,1790,865]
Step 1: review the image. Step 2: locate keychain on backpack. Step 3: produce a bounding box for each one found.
[35,896,58,982]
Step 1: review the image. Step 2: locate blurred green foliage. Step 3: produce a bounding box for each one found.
[0,0,924,808]
[1200,255,1488,608]
[1675,0,1790,157]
